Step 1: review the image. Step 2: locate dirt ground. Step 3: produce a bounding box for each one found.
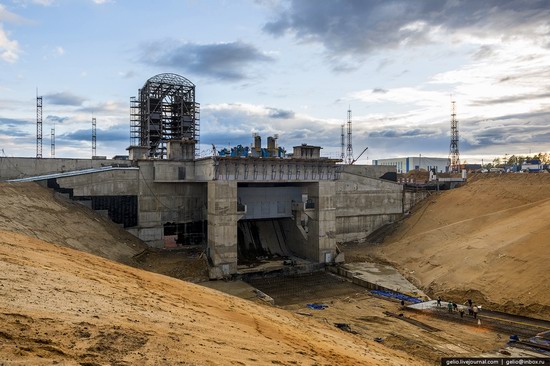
[0,174,548,364]
[0,230,421,365]
[352,173,550,321]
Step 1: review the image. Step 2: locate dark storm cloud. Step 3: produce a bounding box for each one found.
[264,0,550,56]
[44,92,86,106]
[268,107,295,119]
[140,41,275,81]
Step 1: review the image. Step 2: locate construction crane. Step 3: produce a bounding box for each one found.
[351,147,368,165]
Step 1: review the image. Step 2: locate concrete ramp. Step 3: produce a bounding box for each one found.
[238,219,291,262]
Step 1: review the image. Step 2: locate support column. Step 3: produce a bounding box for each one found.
[316,181,337,263]
[207,181,238,279]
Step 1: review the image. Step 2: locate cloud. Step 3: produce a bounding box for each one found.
[60,123,128,143]
[13,0,55,6]
[0,117,32,137]
[118,70,136,79]
[45,115,69,124]
[268,107,295,119]
[139,41,275,81]
[76,100,125,114]
[0,24,20,63]
[44,92,86,106]
[372,88,388,94]
[470,91,550,106]
[0,4,27,23]
[263,1,550,57]
[369,128,439,138]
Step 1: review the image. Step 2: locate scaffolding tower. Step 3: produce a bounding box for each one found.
[36,94,43,158]
[448,100,460,173]
[130,73,200,159]
[92,117,97,157]
[346,107,353,164]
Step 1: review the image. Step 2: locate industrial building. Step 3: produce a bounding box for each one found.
[1,73,427,279]
[372,156,449,173]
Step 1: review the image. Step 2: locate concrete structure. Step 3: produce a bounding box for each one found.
[373,156,449,173]
[2,154,426,278]
[1,74,429,279]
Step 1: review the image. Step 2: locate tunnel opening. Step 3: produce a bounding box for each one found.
[237,218,314,274]
[163,220,207,247]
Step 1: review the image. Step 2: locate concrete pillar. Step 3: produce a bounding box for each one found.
[316,181,337,263]
[207,181,238,279]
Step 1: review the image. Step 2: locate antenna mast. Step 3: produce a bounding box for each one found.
[346,107,353,164]
[36,91,43,158]
[92,116,97,157]
[340,124,345,160]
[51,125,55,158]
[449,99,460,173]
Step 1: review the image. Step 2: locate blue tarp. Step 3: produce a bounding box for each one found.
[369,290,422,304]
[306,303,329,310]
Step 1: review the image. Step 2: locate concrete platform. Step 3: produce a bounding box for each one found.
[329,262,428,300]
[201,280,264,302]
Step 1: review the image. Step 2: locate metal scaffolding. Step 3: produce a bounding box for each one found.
[130,73,200,159]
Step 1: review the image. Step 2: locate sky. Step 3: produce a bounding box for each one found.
[1,0,550,164]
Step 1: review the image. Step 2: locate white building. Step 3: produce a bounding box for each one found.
[372,156,449,173]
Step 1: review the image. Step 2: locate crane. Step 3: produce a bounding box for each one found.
[351,147,368,165]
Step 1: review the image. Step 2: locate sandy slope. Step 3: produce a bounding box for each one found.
[0,230,418,365]
[372,174,550,320]
[0,182,147,264]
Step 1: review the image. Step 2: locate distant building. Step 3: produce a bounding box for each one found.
[522,159,543,172]
[372,156,448,173]
[459,163,482,172]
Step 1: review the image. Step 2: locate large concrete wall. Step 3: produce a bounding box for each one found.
[56,170,139,196]
[335,169,404,242]
[135,161,207,247]
[0,157,130,180]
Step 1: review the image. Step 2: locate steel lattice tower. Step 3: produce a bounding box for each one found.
[340,124,345,160]
[51,126,55,158]
[448,100,460,172]
[92,117,97,157]
[36,94,43,158]
[346,107,353,164]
